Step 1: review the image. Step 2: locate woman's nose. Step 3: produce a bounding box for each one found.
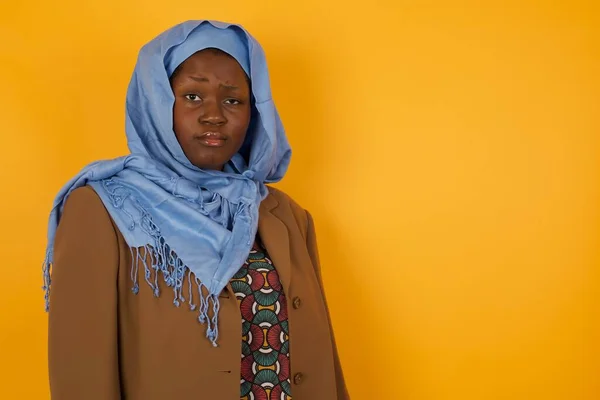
[199,101,226,125]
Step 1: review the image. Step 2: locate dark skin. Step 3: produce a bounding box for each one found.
[171,48,251,171]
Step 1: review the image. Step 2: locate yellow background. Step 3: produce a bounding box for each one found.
[0,1,597,399]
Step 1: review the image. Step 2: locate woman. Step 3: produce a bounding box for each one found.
[43,20,348,399]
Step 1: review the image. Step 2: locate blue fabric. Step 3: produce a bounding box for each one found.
[43,20,291,345]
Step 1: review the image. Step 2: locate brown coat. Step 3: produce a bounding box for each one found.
[48,186,348,399]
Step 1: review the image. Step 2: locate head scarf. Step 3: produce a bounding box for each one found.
[42,20,291,345]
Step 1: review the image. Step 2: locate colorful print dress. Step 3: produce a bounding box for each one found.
[231,240,293,400]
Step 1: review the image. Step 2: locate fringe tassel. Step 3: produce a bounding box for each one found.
[129,243,221,347]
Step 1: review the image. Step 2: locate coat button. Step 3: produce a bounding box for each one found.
[292,297,302,309]
[293,373,304,385]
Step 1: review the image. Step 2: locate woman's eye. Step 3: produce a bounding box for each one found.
[224,99,241,105]
[184,94,202,102]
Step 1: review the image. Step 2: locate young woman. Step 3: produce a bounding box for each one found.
[44,20,348,400]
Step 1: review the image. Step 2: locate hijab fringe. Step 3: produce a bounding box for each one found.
[43,179,233,347]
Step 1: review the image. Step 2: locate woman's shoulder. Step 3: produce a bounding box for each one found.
[54,185,120,254]
[265,186,306,211]
[60,186,115,232]
[64,186,106,213]
[265,185,310,233]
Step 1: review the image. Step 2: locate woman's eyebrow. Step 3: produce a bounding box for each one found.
[220,83,240,91]
[189,75,209,83]
[188,75,239,90]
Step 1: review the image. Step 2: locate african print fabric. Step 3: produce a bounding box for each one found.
[231,240,293,400]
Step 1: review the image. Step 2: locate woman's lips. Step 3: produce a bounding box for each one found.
[196,131,227,147]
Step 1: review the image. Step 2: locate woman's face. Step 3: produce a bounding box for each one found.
[171,49,251,171]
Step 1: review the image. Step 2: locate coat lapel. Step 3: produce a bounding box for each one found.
[258,193,292,295]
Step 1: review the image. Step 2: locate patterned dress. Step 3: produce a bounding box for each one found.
[231,239,293,400]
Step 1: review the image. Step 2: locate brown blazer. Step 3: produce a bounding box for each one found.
[48,186,348,399]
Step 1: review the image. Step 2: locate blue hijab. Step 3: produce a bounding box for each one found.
[43,20,291,345]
